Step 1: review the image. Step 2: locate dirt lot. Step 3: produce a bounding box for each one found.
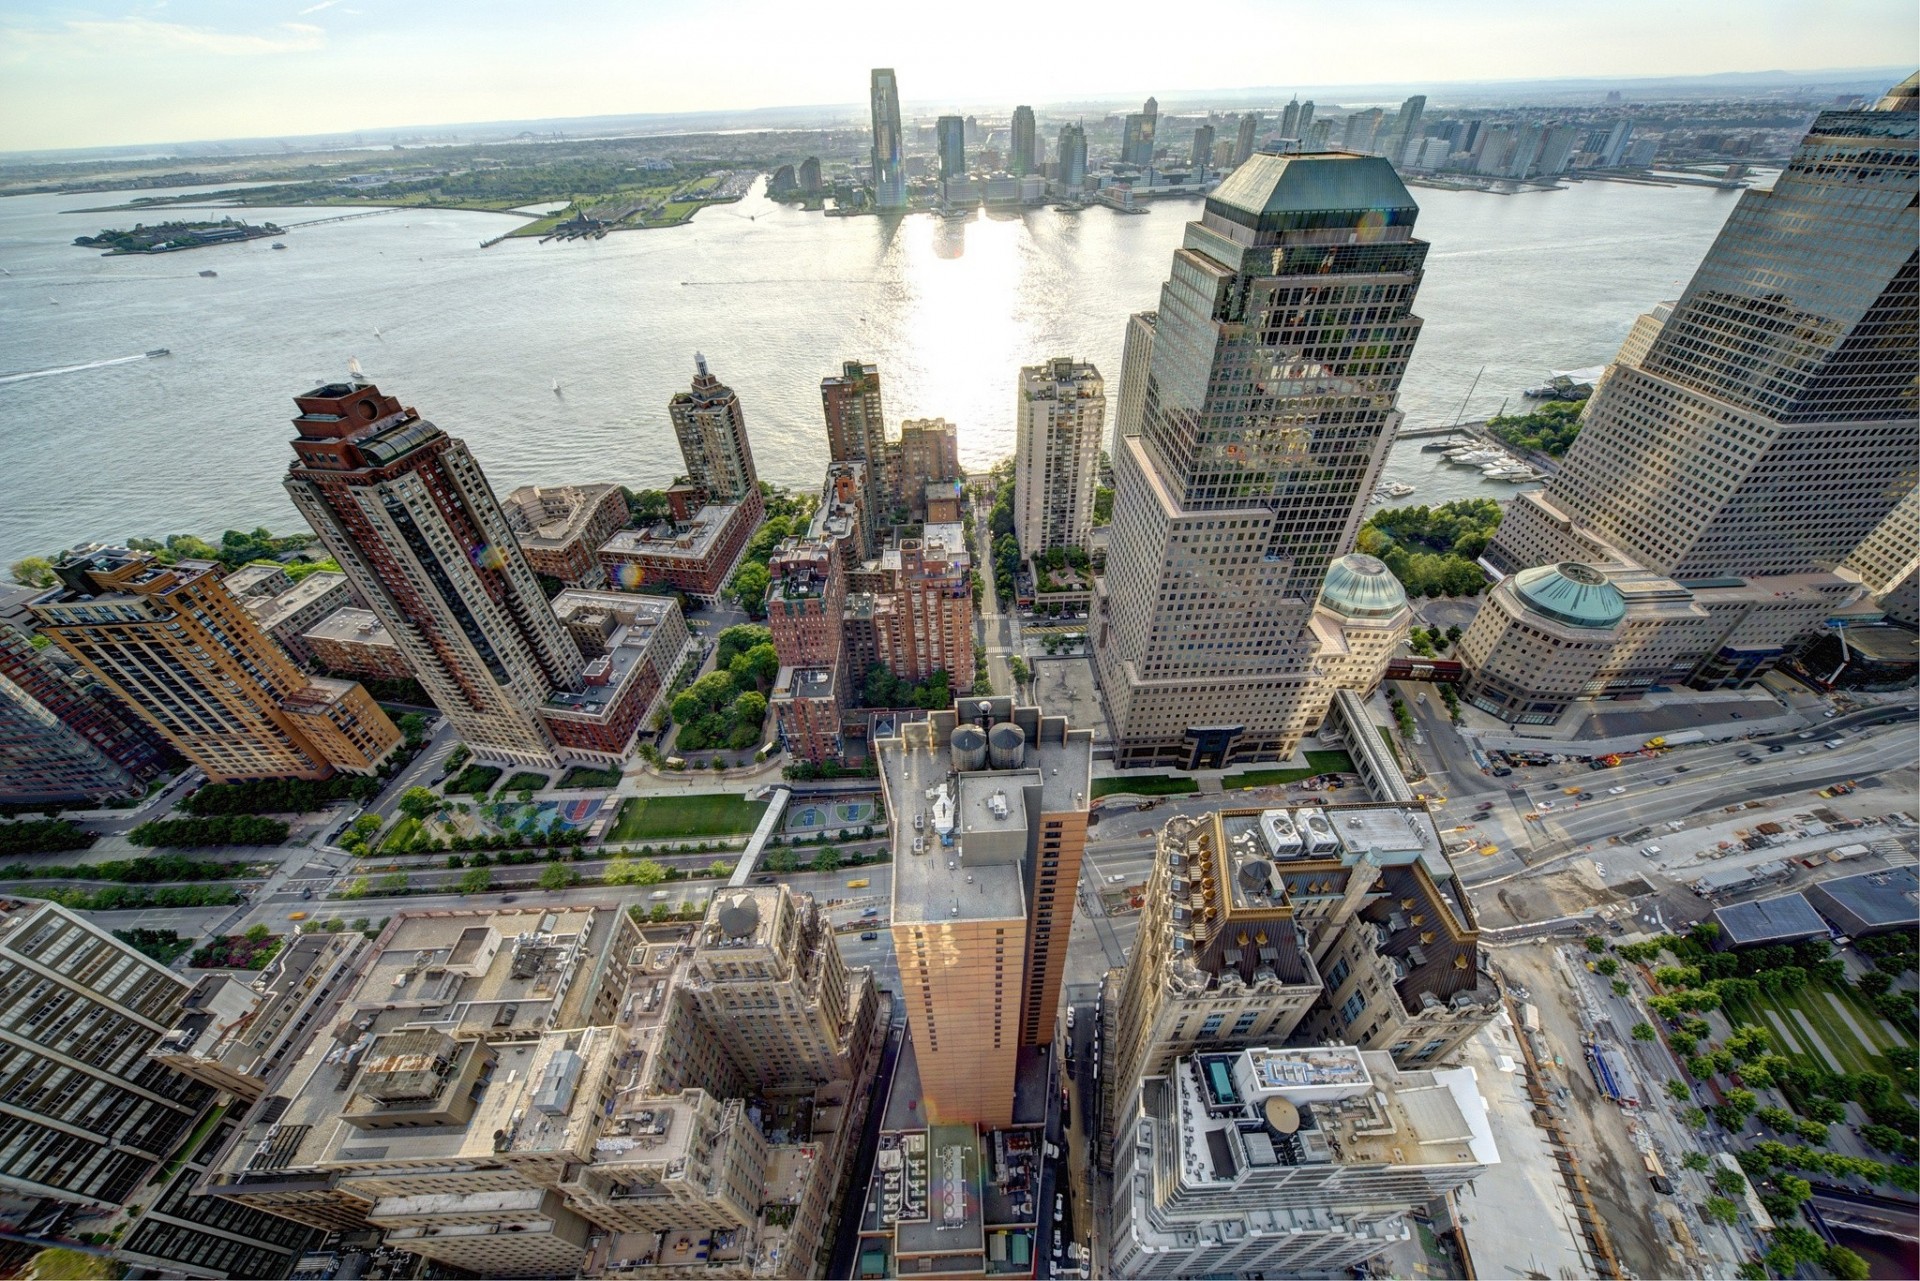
[1481,861,1623,929]
[1494,943,1683,1279]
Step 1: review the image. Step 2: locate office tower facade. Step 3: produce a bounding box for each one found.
[897,416,961,517]
[876,697,1091,1127]
[284,380,587,766]
[1342,107,1384,153]
[869,68,907,208]
[31,547,399,783]
[1306,117,1332,149]
[0,665,143,804]
[821,359,892,522]
[1189,124,1215,172]
[1123,97,1159,167]
[798,155,822,193]
[0,900,214,1208]
[936,115,966,179]
[1108,1045,1493,1278]
[1232,112,1258,165]
[1113,311,1157,458]
[1057,122,1088,189]
[1478,83,1917,705]
[1393,94,1426,163]
[1093,154,1427,769]
[1845,487,1920,628]
[1015,358,1106,558]
[669,354,759,503]
[1010,104,1036,175]
[1279,100,1301,140]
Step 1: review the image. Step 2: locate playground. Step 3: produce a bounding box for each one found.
[784,797,879,834]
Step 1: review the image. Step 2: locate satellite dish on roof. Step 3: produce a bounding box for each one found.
[1264,1097,1301,1134]
[716,894,760,939]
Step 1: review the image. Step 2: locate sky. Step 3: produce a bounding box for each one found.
[1,0,1913,152]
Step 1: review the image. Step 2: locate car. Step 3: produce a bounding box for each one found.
[1655,777,1672,786]
[1055,1194,1065,1221]
[1798,730,1816,739]
[502,895,517,903]
[861,907,880,917]
[1730,711,1744,720]
[1825,739,1843,749]
[1641,845,1662,857]
[1607,786,1627,795]
[1491,766,1513,777]
[1538,800,1555,811]
[859,931,879,941]
[1767,744,1785,753]
[755,874,775,884]
[1674,765,1690,773]
[301,886,314,899]
[1824,710,1839,718]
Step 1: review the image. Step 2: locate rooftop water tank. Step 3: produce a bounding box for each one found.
[988,722,1026,770]
[951,724,989,772]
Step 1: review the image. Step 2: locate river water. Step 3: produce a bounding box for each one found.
[0,173,1750,565]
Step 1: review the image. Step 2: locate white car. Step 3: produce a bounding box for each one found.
[1607,786,1627,795]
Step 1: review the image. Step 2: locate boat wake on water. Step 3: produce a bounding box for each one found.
[0,353,157,385]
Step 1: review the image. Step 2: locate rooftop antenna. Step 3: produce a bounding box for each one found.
[694,351,710,378]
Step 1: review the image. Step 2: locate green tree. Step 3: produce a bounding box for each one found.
[539,863,576,891]
[1585,935,1606,953]
[812,846,843,873]
[765,847,797,873]
[632,859,669,885]
[1008,656,1030,684]
[1612,979,1631,997]
[1665,1079,1692,1103]
[244,922,271,943]
[1825,1246,1871,1280]
[9,556,55,588]
[1702,1195,1740,1226]
[398,786,440,821]
[1596,957,1619,976]
[707,859,733,878]
[1631,1021,1656,1042]
[458,866,493,894]
[1712,1167,1747,1197]
[726,561,771,617]
[341,876,370,900]
[24,1247,120,1279]
[377,871,408,895]
[1681,1151,1711,1172]
[1683,1106,1709,1129]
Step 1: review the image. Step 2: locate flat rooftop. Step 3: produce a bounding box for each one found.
[881,732,1027,926]
[247,571,350,631]
[301,606,395,647]
[1810,865,1920,929]
[1711,892,1829,945]
[544,590,682,721]
[600,502,743,562]
[505,483,620,549]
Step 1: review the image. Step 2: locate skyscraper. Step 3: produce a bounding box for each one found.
[32,547,400,782]
[936,114,966,179]
[1189,123,1215,172]
[1232,111,1259,165]
[285,380,587,766]
[1093,154,1428,769]
[1297,100,1316,135]
[875,697,1091,1128]
[668,353,759,503]
[1015,358,1106,558]
[1393,93,1427,164]
[869,68,906,209]
[1123,96,1159,167]
[1279,99,1301,140]
[1057,122,1088,189]
[820,359,891,521]
[1010,104,1036,175]
[1503,82,1915,579]
[1470,79,1918,706]
[1342,107,1384,153]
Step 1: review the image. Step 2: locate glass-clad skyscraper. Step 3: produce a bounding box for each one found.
[869,68,906,209]
[1094,152,1427,768]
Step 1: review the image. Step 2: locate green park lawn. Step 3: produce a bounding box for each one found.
[608,794,768,842]
[1091,775,1200,800]
[1720,981,1914,1078]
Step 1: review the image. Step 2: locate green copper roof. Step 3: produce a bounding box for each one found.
[1512,562,1626,629]
[1319,554,1409,619]
[1209,152,1417,219]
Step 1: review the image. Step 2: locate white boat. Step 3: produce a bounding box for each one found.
[551,379,561,394]
[1380,481,1416,498]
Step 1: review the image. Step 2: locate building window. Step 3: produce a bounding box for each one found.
[1339,993,1366,1025]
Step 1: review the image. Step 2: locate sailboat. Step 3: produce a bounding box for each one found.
[551,379,561,395]
[373,326,382,340]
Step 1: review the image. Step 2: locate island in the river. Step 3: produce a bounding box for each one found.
[73,219,283,255]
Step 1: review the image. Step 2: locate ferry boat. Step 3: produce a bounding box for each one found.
[146,348,170,358]
[271,242,287,250]
[198,269,217,278]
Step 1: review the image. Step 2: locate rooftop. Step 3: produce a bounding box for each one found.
[1710,893,1830,946]
[600,501,744,563]
[504,483,623,549]
[1208,151,1417,223]
[301,606,395,647]
[1809,865,1920,929]
[543,590,682,722]
[1512,562,1627,629]
[244,571,351,633]
[1318,553,1409,620]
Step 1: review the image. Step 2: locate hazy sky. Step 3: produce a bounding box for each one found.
[1,0,1912,151]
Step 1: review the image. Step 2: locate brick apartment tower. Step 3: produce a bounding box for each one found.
[669,354,760,503]
[283,379,586,768]
[821,360,893,525]
[766,538,847,763]
[30,548,398,783]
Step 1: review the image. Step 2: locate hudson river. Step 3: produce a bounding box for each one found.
[0,173,1752,565]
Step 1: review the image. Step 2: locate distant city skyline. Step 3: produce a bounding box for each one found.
[0,0,1911,150]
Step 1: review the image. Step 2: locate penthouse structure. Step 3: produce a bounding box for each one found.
[204,894,879,1279]
[30,547,400,783]
[897,418,961,519]
[1476,82,1917,707]
[1101,802,1497,1168]
[221,563,358,669]
[1015,359,1105,559]
[875,696,1092,1128]
[1108,1045,1495,1277]
[505,483,630,588]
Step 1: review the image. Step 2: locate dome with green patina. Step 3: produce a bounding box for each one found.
[1318,554,1409,619]
[1511,562,1625,629]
